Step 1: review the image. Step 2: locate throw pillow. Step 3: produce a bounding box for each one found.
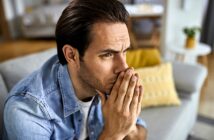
[135,63,181,108]
[126,48,161,69]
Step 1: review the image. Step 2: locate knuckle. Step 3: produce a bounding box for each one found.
[119,75,124,80]
[120,89,126,94]
[124,74,130,80]
[112,84,119,91]
[126,94,132,99]
[122,111,129,118]
[115,107,121,113]
[130,80,135,85]
[134,92,138,97]
[134,89,139,95]
[132,100,137,105]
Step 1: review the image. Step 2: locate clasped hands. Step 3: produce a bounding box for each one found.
[98,68,143,140]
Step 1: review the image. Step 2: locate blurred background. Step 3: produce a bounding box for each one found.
[0,0,214,139]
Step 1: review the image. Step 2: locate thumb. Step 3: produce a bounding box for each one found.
[97,90,106,106]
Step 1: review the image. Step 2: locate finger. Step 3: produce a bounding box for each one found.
[137,85,144,115]
[109,71,125,103]
[139,86,144,105]
[97,91,106,107]
[134,73,139,87]
[123,75,137,113]
[116,68,134,110]
[130,86,140,115]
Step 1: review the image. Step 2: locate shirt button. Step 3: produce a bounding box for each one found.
[91,131,94,135]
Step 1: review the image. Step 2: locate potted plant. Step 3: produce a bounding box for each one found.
[183,27,201,49]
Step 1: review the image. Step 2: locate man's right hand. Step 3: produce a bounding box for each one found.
[98,68,143,140]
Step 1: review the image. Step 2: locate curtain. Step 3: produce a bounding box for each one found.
[200,0,214,52]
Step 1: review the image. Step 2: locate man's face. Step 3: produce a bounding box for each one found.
[78,22,130,94]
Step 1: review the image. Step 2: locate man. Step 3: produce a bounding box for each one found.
[3,0,147,139]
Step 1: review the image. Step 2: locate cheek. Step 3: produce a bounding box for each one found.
[93,61,115,82]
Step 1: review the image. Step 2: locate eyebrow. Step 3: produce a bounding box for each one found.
[98,46,131,54]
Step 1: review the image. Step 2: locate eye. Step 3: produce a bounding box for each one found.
[102,52,113,58]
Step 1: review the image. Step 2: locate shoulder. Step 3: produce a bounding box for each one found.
[4,94,51,120]
[9,55,60,99]
[3,95,53,139]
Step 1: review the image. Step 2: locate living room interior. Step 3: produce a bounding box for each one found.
[0,0,214,140]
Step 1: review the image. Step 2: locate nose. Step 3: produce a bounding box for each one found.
[114,54,128,74]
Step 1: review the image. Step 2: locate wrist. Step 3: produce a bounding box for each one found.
[99,129,124,140]
[125,125,147,140]
[125,126,138,139]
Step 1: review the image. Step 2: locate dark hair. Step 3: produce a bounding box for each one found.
[55,0,129,65]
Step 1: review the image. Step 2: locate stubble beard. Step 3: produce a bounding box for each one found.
[78,62,109,96]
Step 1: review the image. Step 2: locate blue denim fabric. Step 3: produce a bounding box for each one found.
[3,55,146,140]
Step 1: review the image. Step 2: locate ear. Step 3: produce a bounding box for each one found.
[62,44,80,66]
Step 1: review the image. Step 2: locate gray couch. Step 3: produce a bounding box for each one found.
[0,48,207,140]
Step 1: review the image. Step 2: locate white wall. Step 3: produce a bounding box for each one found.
[3,0,15,20]
[160,0,206,58]
[3,0,44,20]
[2,0,43,38]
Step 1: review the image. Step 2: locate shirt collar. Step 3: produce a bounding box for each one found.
[57,63,101,118]
[58,64,81,118]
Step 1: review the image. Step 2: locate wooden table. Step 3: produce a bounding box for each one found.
[125,4,164,48]
[168,43,211,64]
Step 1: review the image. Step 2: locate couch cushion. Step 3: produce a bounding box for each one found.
[136,63,181,108]
[0,73,8,137]
[0,48,56,91]
[126,48,161,69]
[140,91,200,140]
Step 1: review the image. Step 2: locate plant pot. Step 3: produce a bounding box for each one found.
[185,37,196,49]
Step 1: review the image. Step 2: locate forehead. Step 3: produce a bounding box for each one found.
[87,22,130,52]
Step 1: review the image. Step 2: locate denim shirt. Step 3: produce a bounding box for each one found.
[3,55,146,140]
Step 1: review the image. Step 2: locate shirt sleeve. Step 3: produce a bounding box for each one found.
[136,117,147,129]
[3,95,52,140]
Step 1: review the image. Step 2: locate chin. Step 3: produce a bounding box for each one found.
[98,87,111,95]
[104,86,113,95]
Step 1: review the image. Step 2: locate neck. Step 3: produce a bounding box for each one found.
[67,65,95,101]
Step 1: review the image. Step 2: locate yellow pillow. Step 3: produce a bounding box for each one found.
[135,63,181,108]
[126,48,161,69]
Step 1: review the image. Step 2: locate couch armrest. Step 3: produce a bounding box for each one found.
[0,48,56,90]
[172,61,207,93]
